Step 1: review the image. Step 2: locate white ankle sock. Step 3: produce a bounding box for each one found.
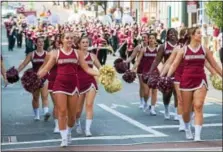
[43,107,49,114]
[33,108,39,117]
[86,119,92,131]
[140,97,143,103]
[178,115,184,125]
[184,122,191,130]
[54,119,58,127]
[194,125,202,138]
[164,105,169,113]
[60,129,68,140]
[67,127,73,134]
[151,105,155,110]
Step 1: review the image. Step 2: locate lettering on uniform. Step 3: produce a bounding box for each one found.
[58,59,78,64]
[144,53,157,57]
[32,59,44,62]
[185,55,205,60]
[165,50,172,54]
[86,60,94,65]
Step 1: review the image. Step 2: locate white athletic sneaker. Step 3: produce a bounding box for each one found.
[139,102,144,109]
[60,139,68,147]
[67,133,72,144]
[194,136,201,142]
[85,130,92,137]
[143,103,148,111]
[150,108,156,116]
[54,127,60,133]
[174,114,179,121]
[76,125,83,135]
[185,129,193,140]
[34,116,40,121]
[178,124,185,132]
[164,112,170,120]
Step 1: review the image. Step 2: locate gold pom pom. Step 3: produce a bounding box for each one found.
[210,75,222,90]
[99,65,116,86]
[104,78,122,93]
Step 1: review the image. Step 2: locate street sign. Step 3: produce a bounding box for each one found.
[187,1,197,13]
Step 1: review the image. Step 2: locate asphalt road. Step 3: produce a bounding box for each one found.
[1,24,222,151]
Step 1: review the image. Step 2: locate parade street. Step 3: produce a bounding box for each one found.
[1,26,222,151]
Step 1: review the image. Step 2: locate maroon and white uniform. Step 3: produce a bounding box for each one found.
[141,46,159,74]
[174,45,184,84]
[163,42,177,62]
[180,45,208,91]
[53,49,79,95]
[48,65,57,92]
[78,53,98,94]
[31,51,46,72]
[136,44,144,75]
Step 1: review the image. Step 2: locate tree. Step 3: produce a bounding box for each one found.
[95,1,108,15]
[205,1,223,28]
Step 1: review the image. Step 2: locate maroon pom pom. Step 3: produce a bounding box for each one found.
[114,58,123,65]
[114,62,128,74]
[147,72,160,89]
[157,77,174,93]
[21,68,45,93]
[122,70,136,83]
[6,66,19,83]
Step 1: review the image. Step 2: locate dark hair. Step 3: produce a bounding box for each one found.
[51,35,61,49]
[187,26,200,44]
[76,36,89,49]
[166,28,177,41]
[178,28,189,45]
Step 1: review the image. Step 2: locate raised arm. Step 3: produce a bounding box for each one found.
[149,44,165,73]
[78,51,99,76]
[167,49,184,77]
[17,52,32,73]
[205,47,222,76]
[37,51,57,78]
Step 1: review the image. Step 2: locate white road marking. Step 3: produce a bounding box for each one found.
[98,104,167,137]
[159,110,219,118]
[111,104,129,109]
[1,134,161,146]
[149,123,222,129]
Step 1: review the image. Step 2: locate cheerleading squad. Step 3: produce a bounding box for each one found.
[1,22,222,147]
[118,26,222,142]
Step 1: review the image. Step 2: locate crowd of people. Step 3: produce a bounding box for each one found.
[1,12,223,147]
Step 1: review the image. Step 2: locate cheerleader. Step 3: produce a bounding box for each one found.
[1,55,8,87]
[75,36,101,137]
[161,28,219,131]
[40,35,62,133]
[133,33,158,115]
[160,28,188,130]
[17,36,50,121]
[149,28,178,120]
[37,32,99,147]
[125,34,146,109]
[166,26,222,141]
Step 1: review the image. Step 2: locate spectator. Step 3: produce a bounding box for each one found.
[114,8,122,24]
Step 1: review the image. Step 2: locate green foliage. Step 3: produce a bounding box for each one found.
[205,1,223,28]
